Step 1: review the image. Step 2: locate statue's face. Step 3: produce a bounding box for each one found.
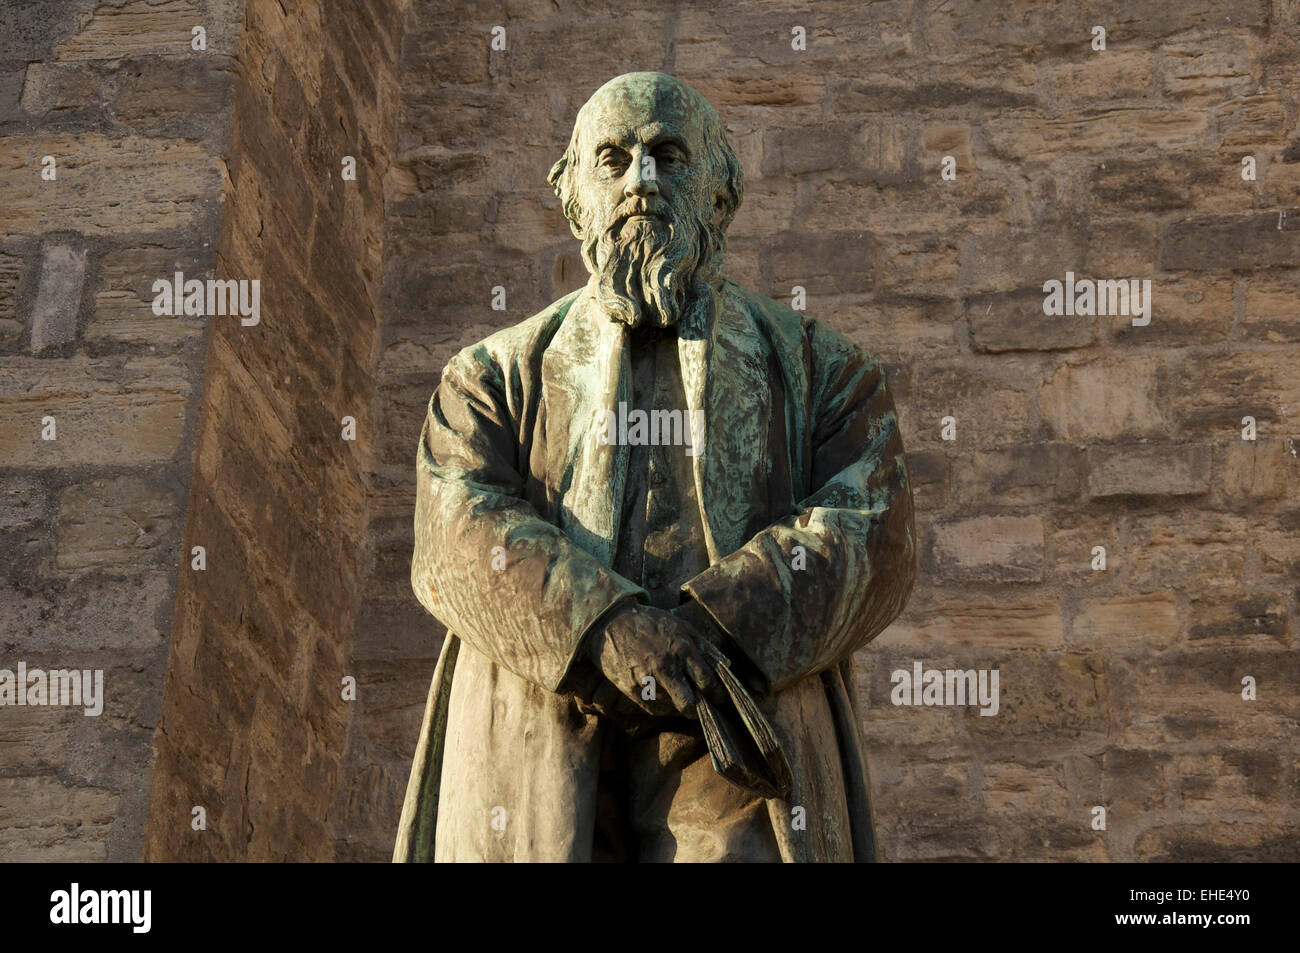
[571,82,719,248]
[565,73,729,329]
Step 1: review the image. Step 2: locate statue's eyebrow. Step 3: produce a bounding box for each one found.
[647,133,689,157]
[593,137,632,156]
[592,128,690,158]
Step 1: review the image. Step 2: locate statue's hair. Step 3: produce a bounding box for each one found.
[546,101,745,239]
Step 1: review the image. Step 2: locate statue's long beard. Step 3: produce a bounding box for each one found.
[582,212,724,329]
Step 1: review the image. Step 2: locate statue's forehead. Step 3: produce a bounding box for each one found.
[575,74,709,148]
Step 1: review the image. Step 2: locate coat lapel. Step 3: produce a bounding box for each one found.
[679,281,772,563]
[541,280,632,568]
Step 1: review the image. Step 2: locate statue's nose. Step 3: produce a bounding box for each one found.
[625,158,659,198]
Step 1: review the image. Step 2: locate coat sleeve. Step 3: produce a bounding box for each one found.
[682,323,917,694]
[411,347,647,693]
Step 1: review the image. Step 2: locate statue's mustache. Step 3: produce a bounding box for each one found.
[604,200,669,234]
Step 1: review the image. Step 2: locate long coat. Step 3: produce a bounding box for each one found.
[394,275,917,862]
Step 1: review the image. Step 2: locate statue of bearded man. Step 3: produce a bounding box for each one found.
[395,72,917,863]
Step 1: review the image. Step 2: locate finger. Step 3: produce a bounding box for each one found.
[680,647,729,708]
[595,679,664,719]
[658,673,703,719]
[611,668,672,717]
[635,682,677,717]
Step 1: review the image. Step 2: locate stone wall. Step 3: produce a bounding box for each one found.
[0,0,241,862]
[140,0,406,860]
[344,0,1300,861]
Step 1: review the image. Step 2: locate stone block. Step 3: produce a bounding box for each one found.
[920,514,1045,583]
[29,244,86,353]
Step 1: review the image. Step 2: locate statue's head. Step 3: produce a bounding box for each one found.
[548,72,745,328]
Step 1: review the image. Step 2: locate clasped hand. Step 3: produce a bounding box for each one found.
[580,602,728,720]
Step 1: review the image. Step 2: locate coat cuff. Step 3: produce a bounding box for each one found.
[552,585,646,694]
[680,570,774,693]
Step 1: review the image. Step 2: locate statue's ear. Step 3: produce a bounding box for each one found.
[549,153,586,239]
[713,147,744,230]
[713,192,727,226]
[546,156,566,195]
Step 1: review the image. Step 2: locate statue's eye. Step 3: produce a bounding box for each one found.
[598,150,628,171]
[655,146,685,167]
